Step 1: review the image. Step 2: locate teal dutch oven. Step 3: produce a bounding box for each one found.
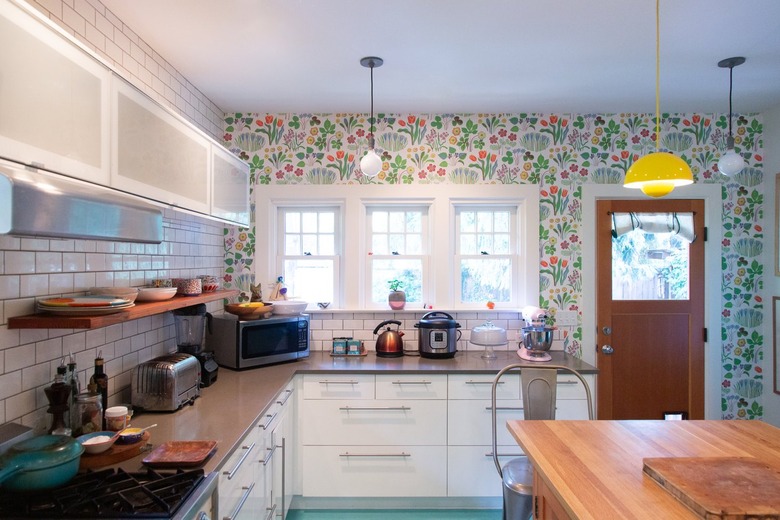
[0,434,84,490]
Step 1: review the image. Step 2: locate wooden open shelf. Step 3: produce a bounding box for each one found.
[8,290,238,329]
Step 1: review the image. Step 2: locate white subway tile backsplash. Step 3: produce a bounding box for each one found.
[0,370,22,400]
[63,252,86,272]
[0,276,21,300]
[20,274,51,297]
[21,361,51,391]
[6,251,36,274]
[6,344,36,372]
[61,4,84,35]
[62,332,86,355]
[85,328,107,350]
[5,389,36,424]
[35,338,62,364]
[49,273,75,293]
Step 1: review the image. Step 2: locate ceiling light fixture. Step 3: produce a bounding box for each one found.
[359,56,383,178]
[716,56,746,177]
[623,0,693,198]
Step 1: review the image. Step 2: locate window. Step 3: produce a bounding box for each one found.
[258,185,538,310]
[454,206,517,306]
[366,206,428,306]
[277,207,340,304]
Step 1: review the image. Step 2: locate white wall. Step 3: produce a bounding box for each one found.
[763,102,780,427]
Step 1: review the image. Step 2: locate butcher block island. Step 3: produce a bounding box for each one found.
[507,420,780,519]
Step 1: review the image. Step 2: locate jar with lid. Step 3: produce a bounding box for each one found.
[104,405,128,432]
[72,390,102,437]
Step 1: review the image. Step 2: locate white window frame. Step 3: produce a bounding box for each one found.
[364,203,431,310]
[276,206,341,306]
[453,204,519,308]
[256,185,538,311]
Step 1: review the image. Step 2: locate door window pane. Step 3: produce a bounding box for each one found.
[612,230,690,300]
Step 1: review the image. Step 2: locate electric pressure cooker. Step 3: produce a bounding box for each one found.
[415,311,461,358]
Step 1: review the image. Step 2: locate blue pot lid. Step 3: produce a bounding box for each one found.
[2,434,83,470]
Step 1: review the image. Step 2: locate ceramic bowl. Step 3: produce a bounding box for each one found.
[76,431,118,454]
[88,287,139,304]
[225,302,273,319]
[136,287,178,302]
[271,300,308,315]
[116,427,145,444]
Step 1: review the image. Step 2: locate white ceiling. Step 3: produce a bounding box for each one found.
[101,0,780,115]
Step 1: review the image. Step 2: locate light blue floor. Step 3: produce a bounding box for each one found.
[287,510,502,520]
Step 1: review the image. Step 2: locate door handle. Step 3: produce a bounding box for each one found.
[601,344,614,355]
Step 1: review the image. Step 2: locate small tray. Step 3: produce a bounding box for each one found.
[142,440,217,468]
[330,351,368,357]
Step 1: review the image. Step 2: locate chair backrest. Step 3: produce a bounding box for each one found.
[491,363,594,477]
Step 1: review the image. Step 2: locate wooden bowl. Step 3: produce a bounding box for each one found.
[225,302,273,319]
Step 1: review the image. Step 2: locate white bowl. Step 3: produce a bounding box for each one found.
[88,287,139,304]
[77,431,118,454]
[136,287,178,302]
[271,300,308,315]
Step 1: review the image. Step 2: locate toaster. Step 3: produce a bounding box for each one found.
[131,353,201,411]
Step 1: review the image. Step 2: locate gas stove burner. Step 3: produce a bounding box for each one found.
[0,468,204,519]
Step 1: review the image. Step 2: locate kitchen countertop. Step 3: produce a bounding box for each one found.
[120,350,597,474]
[507,420,780,519]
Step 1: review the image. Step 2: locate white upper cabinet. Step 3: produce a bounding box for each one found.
[111,76,211,214]
[0,0,110,184]
[211,144,250,227]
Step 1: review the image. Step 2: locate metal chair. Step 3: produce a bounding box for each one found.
[491,364,594,520]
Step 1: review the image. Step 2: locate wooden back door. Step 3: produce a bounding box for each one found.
[596,199,705,419]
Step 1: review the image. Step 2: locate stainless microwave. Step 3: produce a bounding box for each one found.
[206,313,310,369]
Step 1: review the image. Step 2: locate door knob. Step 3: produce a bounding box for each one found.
[602,326,612,336]
[601,344,614,355]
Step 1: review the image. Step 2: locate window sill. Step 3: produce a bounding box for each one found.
[304,307,524,315]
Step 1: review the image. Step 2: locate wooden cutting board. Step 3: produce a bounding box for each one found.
[142,440,217,468]
[643,457,780,519]
[79,431,150,470]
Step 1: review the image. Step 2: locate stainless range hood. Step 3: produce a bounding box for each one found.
[0,161,163,243]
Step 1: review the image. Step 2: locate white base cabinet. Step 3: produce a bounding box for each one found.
[302,445,447,497]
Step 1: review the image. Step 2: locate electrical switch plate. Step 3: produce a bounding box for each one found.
[555,310,578,327]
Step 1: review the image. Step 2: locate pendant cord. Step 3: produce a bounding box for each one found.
[654,0,660,151]
[369,63,375,148]
[728,64,733,138]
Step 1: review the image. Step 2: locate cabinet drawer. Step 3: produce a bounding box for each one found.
[448,399,525,446]
[556,374,594,400]
[302,374,375,399]
[448,373,520,400]
[301,445,447,497]
[375,374,447,400]
[300,399,446,446]
[448,446,524,497]
[555,399,590,420]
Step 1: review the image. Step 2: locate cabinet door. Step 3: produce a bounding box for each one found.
[300,399,446,446]
[301,445,447,497]
[111,76,210,213]
[211,145,250,226]
[448,399,525,446]
[0,1,110,184]
[375,374,447,399]
[448,446,523,497]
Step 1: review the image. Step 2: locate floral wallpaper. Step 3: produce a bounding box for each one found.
[222,112,765,420]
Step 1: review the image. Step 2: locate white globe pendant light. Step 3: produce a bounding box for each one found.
[716,56,746,177]
[359,56,383,178]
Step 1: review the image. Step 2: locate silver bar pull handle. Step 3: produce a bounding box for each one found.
[258,413,276,430]
[264,504,277,520]
[318,380,360,385]
[391,380,431,385]
[557,381,579,385]
[485,452,525,458]
[223,481,255,520]
[339,406,411,411]
[466,380,504,385]
[485,406,524,411]
[277,388,294,405]
[223,442,255,480]
[339,452,411,458]
[263,444,278,466]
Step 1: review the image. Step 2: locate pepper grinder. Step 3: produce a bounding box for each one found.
[44,361,71,435]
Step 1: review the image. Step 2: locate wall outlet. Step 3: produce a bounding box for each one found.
[556,310,578,327]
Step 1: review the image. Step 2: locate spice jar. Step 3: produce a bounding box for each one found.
[72,391,102,437]
[105,406,128,432]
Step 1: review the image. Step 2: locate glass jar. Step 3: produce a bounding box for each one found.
[104,405,128,432]
[72,392,102,437]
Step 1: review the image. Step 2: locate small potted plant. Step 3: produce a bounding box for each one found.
[388,279,406,310]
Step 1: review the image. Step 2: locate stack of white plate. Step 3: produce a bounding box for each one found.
[37,296,135,316]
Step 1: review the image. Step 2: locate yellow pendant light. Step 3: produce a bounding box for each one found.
[623,0,693,198]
